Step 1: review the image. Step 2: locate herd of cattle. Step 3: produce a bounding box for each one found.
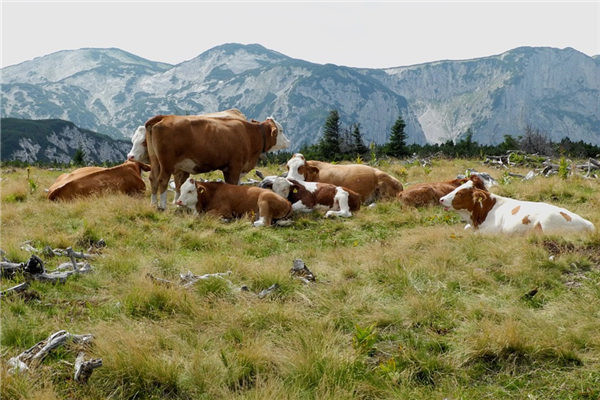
[47,110,595,234]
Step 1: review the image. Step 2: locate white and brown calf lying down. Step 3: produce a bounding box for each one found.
[286,153,403,203]
[439,179,596,234]
[398,175,487,207]
[47,160,151,201]
[176,178,292,227]
[261,177,361,218]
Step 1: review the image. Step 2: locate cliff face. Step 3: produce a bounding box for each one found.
[2,44,599,152]
[1,118,130,163]
[369,47,600,144]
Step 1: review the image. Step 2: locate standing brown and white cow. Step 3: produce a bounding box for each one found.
[127,109,247,203]
[47,160,151,201]
[145,115,290,209]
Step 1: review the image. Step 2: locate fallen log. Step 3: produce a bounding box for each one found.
[8,330,93,373]
[74,352,102,383]
[179,270,232,288]
[1,261,23,277]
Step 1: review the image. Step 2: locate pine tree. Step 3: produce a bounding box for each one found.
[386,116,408,158]
[351,123,368,156]
[318,110,341,160]
[72,148,86,166]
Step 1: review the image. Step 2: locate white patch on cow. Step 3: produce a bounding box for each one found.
[177,178,198,211]
[439,180,473,208]
[272,177,291,199]
[292,201,312,213]
[267,117,291,151]
[325,187,352,218]
[174,159,197,173]
[253,217,266,227]
[151,193,157,205]
[302,181,318,194]
[127,126,149,163]
[286,155,306,181]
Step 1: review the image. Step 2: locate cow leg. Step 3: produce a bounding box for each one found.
[326,189,352,218]
[148,155,160,206]
[254,200,272,227]
[223,166,242,185]
[173,170,190,204]
[156,169,172,211]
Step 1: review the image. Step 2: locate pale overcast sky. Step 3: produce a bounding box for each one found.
[1,1,599,69]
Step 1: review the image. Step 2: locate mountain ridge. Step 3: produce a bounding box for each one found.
[2,44,599,149]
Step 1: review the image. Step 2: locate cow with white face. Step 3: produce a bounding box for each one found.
[439,180,596,234]
[266,176,360,218]
[177,178,292,227]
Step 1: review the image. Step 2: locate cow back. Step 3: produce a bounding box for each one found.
[48,163,145,201]
[150,117,266,175]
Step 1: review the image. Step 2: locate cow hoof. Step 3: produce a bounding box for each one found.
[253,221,265,227]
[275,219,293,227]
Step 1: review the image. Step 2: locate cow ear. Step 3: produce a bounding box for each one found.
[472,190,485,207]
[307,166,319,179]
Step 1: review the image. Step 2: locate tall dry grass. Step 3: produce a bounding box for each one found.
[1,160,599,399]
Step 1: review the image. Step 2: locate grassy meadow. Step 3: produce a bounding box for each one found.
[1,159,599,399]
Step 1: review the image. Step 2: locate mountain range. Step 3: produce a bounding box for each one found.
[2,43,599,154]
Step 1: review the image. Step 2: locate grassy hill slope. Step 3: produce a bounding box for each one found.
[1,159,599,399]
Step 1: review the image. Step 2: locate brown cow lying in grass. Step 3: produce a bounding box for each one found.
[286,153,403,203]
[47,160,151,201]
[176,178,292,227]
[398,175,487,207]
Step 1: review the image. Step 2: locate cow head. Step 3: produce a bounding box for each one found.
[127,126,150,163]
[301,165,320,181]
[286,154,307,180]
[440,180,496,227]
[265,117,290,152]
[271,177,292,199]
[177,178,209,212]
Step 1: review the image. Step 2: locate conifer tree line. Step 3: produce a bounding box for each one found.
[282,110,600,163]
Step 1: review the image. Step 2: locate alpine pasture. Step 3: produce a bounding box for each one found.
[1,159,599,399]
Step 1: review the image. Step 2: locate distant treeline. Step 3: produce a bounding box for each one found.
[2,112,599,168]
[264,111,600,164]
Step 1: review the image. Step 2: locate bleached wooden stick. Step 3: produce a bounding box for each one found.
[74,352,102,383]
[0,282,29,298]
[179,271,232,288]
[145,273,175,287]
[8,330,93,373]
